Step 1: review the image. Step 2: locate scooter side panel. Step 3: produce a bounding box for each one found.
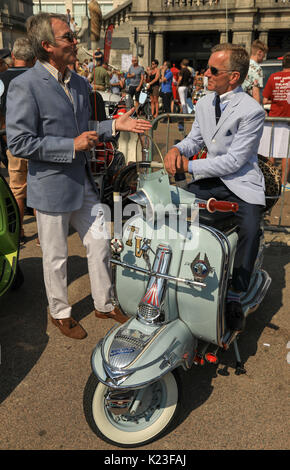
[177,225,229,345]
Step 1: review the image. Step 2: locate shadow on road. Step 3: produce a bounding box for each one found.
[0,253,92,404]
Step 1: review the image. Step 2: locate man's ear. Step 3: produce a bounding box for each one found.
[230,71,240,86]
[41,40,53,54]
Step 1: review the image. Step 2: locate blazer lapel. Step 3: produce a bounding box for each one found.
[211,90,244,138]
[35,61,75,110]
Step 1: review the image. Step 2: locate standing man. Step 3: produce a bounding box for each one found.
[6,13,151,340]
[0,37,35,244]
[259,52,290,188]
[93,59,110,90]
[170,63,180,112]
[160,61,173,113]
[164,43,266,332]
[177,59,192,113]
[94,47,104,65]
[242,39,268,104]
[127,56,145,107]
[0,48,10,73]
[66,8,71,25]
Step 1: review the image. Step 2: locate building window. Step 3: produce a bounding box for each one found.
[32,2,114,26]
[73,4,87,29]
[18,1,25,14]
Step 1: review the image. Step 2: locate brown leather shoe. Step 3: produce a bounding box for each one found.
[95,306,128,324]
[51,317,87,339]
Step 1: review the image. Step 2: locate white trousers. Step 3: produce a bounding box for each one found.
[178,86,188,108]
[36,176,114,319]
[258,122,290,158]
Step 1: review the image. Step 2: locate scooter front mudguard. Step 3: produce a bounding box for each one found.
[91,317,197,390]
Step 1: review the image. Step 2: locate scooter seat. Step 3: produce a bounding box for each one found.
[199,210,238,232]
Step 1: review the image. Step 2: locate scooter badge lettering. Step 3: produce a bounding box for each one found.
[126,225,139,247]
[110,347,135,357]
[135,236,143,258]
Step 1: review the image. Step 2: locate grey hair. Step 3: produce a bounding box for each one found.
[12,37,35,63]
[211,43,250,84]
[26,12,67,62]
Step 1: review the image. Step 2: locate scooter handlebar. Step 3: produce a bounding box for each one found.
[150,162,164,169]
[206,198,239,213]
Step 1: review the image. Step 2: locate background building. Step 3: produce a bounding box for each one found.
[101,0,290,71]
[0,0,33,49]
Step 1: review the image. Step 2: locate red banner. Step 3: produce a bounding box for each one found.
[103,24,114,64]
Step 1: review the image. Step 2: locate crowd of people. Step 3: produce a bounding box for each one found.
[75,52,209,118]
[0,11,289,340]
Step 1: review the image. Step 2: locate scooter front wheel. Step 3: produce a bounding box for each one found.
[83,371,180,448]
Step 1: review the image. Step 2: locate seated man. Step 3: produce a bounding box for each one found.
[164,43,266,332]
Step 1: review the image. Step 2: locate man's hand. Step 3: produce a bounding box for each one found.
[164,147,189,175]
[74,131,99,152]
[115,108,152,133]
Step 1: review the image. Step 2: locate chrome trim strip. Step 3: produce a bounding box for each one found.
[242,270,272,312]
[111,258,206,288]
[97,359,185,390]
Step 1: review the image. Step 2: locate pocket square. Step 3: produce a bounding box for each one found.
[226,130,232,136]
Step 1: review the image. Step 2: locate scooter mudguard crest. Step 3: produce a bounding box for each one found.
[91,317,196,389]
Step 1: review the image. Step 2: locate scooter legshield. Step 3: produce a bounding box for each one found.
[91,317,196,390]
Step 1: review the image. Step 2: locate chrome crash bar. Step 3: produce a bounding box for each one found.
[110,258,206,288]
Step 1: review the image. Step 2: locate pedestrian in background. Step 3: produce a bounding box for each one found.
[242,39,268,104]
[0,38,36,244]
[177,59,192,113]
[0,48,10,72]
[258,52,290,189]
[127,56,145,108]
[93,59,110,90]
[94,47,104,65]
[160,60,173,113]
[170,63,180,112]
[146,59,160,118]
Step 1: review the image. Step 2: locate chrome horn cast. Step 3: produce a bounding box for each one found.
[138,244,172,324]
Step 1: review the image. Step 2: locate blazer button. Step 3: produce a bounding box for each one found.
[212,139,216,143]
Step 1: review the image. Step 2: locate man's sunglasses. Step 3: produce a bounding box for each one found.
[54,31,78,43]
[206,64,233,76]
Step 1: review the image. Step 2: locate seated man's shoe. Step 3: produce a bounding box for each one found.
[51,317,87,339]
[225,301,245,332]
[95,306,128,324]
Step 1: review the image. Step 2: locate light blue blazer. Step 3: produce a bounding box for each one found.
[176,87,266,206]
[6,61,114,212]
